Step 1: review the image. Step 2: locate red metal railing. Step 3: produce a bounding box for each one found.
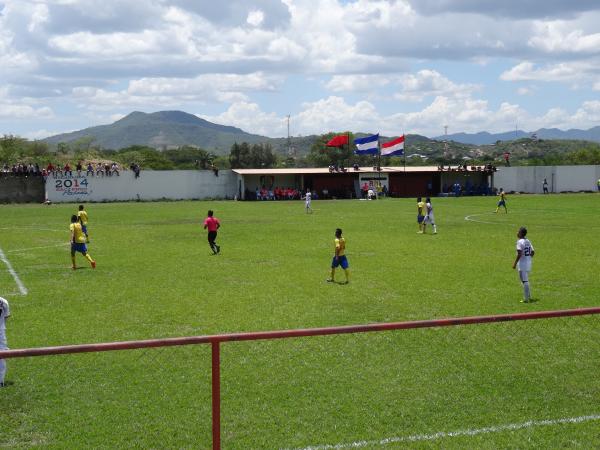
[2,306,600,449]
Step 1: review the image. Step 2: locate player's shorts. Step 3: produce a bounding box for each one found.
[417,214,425,223]
[423,214,435,224]
[518,270,529,283]
[497,200,506,206]
[71,242,88,254]
[81,224,88,235]
[331,255,349,269]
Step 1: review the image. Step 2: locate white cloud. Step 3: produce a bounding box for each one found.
[2,0,600,138]
[200,102,284,136]
[71,72,283,111]
[517,86,535,95]
[395,70,479,102]
[528,21,600,54]
[247,9,265,27]
[0,103,53,119]
[501,61,582,83]
[325,75,392,93]
[325,70,478,103]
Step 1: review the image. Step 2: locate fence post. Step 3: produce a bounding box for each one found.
[212,341,221,450]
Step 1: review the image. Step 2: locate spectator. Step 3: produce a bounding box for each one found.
[76,161,83,177]
[130,163,140,178]
[111,162,120,176]
[86,162,94,176]
[96,162,104,177]
[361,182,369,199]
[64,162,72,177]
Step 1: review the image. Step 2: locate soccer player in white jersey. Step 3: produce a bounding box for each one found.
[422,197,437,234]
[512,227,535,303]
[0,296,10,387]
[303,189,312,213]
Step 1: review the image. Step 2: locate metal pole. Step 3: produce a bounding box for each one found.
[212,341,221,450]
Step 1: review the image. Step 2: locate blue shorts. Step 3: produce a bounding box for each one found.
[331,255,349,269]
[71,242,88,254]
[81,224,88,235]
[417,215,425,223]
[497,200,506,206]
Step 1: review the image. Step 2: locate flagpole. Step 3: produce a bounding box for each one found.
[403,133,407,197]
[377,136,381,196]
[347,131,350,171]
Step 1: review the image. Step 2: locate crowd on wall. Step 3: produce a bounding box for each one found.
[1,161,142,179]
[1,162,42,177]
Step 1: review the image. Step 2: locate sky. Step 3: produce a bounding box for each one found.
[1,0,600,140]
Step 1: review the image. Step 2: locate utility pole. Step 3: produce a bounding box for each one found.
[443,125,449,158]
[286,115,294,158]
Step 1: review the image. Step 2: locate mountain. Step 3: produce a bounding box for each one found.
[43,111,269,153]
[436,126,600,145]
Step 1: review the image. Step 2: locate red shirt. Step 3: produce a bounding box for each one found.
[203,216,220,232]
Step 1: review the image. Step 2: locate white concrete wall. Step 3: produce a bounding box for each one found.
[46,170,238,203]
[493,165,600,193]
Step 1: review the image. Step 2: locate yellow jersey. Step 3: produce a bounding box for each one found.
[70,222,86,244]
[417,201,425,216]
[335,237,346,256]
[77,210,89,225]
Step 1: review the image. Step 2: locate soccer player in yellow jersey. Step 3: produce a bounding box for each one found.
[417,197,425,233]
[495,188,507,213]
[70,215,95,270]
[77,204,89,242]
[327,228,350,284]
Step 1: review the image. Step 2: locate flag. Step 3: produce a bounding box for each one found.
[326,134,349,147]
[381,135,405,156]
[354,133,379,155]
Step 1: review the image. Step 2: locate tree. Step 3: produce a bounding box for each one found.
[228,142,276,168]
[229,142,250,168]
[163,146,216,169]
[0,135,30,162]
[307,133,354,167]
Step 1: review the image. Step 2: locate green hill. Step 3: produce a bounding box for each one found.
[43,111,270,153]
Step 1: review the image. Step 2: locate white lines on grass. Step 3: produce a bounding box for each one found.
[464,212,514,225]
[0,247,28,295]
[287,414,600,450]
[0,226,64,233]
[7,243,70,253]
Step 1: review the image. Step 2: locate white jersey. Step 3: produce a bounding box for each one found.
[424,202,435,223]
[0,296,9,349]
[516,238,534,272]
[305,192,311,205]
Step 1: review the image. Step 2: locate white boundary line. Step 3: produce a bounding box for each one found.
[0,226,63,233]
[0,247,28,295]
[464,212,510,225]
[286,414,600,450]
[7,243,70,254]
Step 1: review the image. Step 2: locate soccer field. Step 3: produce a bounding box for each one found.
[1,194,599,448]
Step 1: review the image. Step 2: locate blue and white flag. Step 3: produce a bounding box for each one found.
[354,133,379,155]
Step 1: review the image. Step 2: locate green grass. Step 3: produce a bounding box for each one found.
[1,194,599,449]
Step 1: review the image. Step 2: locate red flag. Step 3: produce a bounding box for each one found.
[326,134,349,147]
